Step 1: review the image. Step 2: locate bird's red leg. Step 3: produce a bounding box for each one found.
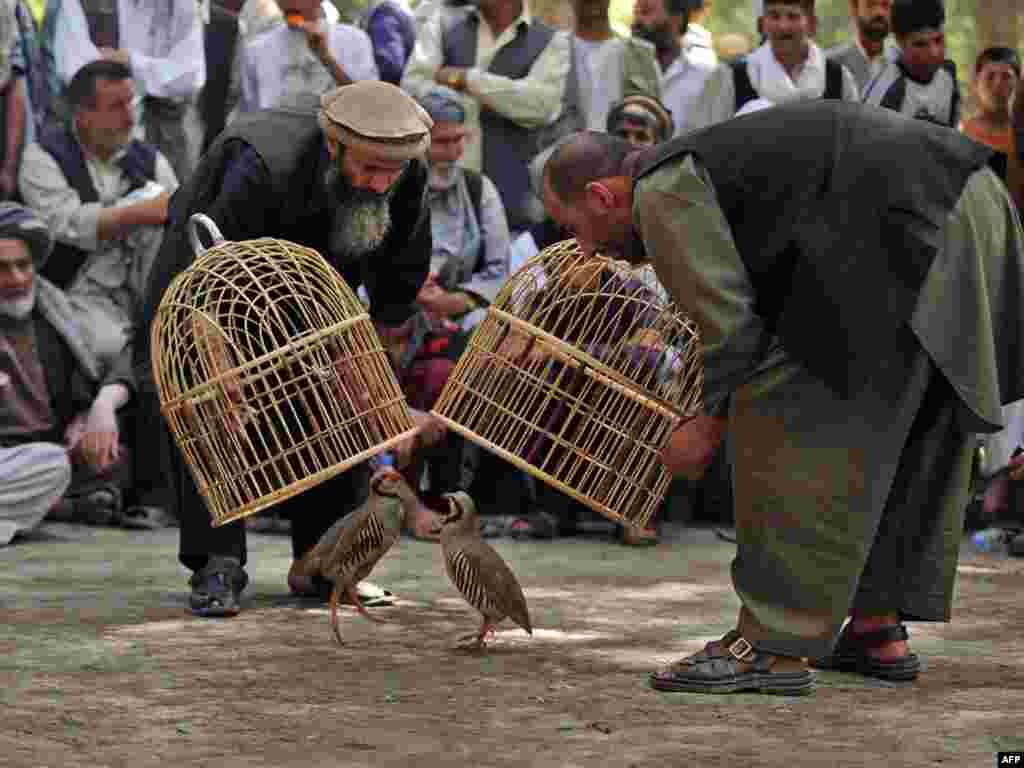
[347,584,384,623]
[329,587,344,646]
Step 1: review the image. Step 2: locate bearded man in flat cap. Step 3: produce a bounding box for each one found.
[136,81,441,617]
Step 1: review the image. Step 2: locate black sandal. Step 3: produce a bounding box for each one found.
[650,631,815,696]
[811,623,921,681]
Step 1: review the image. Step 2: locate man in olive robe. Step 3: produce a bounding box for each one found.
[542,101,1024,695]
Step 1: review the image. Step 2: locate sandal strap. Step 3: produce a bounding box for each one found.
[841,623,909,650]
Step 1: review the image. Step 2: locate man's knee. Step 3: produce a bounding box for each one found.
[0,443,72,510]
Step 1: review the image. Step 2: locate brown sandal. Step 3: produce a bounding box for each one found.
[811,623,921,681]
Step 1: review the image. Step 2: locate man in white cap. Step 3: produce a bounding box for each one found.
[137,80,442,617]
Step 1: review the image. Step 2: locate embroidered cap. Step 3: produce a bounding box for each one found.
[416,86,467,124]
[607,95,674,142]
[0,203,54,269]
[319,81,433,161]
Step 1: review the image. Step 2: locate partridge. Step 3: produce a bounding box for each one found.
[292,466,415,644]
[438,492,533,649]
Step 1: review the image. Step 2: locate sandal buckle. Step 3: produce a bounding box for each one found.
[727,636,755,662]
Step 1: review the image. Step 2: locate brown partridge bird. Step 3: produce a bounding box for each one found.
[438,492,533,649]
[291,467,415,644]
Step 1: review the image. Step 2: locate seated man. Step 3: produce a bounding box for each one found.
[19,60,176,363]
[0,203,135,545]
[417,86,511,330]
[606,94,674,148]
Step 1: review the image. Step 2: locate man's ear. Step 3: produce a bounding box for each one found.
[808,13,818,37]
[325,135,339,162]
[583,180,616,214]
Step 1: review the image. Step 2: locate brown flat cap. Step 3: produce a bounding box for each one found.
[319,81,433,161]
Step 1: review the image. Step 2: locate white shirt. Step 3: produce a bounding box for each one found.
[573,36,625,131]
[402,3,570,173]
[54,0,205,103]
[682,23,717,69]
[693,41,860,130]
[236,22,379,113]
[862,59,959,127]
[660,48,715,137]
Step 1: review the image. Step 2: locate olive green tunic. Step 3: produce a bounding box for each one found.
[635,159,1024,658]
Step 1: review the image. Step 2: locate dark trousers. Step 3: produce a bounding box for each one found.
[143,378,371,573]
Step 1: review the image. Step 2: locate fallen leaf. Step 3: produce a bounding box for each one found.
[176,722,193,735]
[589,721,613,734]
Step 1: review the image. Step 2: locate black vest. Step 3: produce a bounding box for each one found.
[140,107,432,374]
[81,0,119,48]
[442,10,555,232]
[37,125,157,289]
[878,59,961,128]
[634,101,992,398]
[731,56,845,112]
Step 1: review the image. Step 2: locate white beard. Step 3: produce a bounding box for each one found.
[326,166,398,262]
[0,284,36,319]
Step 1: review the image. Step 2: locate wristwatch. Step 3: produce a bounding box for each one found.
[446,69,466,91]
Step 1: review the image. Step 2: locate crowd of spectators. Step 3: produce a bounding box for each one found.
[1,0,1021,558]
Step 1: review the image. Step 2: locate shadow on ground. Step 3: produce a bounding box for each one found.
[2,523,1022,767]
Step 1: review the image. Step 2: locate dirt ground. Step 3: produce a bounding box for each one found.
[1,522,1022,768]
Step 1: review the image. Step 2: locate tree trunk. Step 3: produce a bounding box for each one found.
[974,0,1021,53]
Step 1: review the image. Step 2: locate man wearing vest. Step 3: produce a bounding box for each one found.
[826,0,897,94]
[362,0,417,86]
[632,0,716,139]
[401,0,570,235]
[49,0,205,181]
[542,103,1024,695]
[692,0,859,129]
[562,0,661,134]
[136,81,443,618]
[19,60,175,365]
[861,0,958,128]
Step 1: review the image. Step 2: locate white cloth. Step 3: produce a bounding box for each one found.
[54,0,205,103]
[0,443,70,545]
[862,59,959,127]
[401,3,570,173]
[692,41,860,130]
[682,22,717,69]
[661,48,715,137]
[735,97,774,116]
[573,36,624,132]
[236,22,379,113]
[238,0,340,39]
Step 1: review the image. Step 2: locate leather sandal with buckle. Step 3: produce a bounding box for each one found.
[811,623,921,681]
[650,630,815,696]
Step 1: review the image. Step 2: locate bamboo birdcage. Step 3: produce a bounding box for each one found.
[432,239,704,530]
[152,214,417,527]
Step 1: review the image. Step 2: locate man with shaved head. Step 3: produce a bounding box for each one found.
[543,102,1024,695]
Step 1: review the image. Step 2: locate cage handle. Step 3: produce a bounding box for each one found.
[188,213,226,257]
